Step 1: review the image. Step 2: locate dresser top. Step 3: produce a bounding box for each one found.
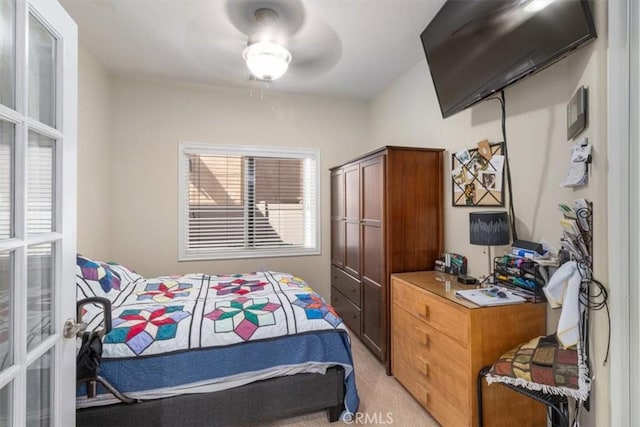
[391,271,494,310]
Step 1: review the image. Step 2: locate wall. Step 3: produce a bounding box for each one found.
[368,2,609,425]
[76,45,113,260]
[108,77,369,299]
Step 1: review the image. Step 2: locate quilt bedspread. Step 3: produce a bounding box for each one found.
[82,271,345,358]
[77,268,359,416]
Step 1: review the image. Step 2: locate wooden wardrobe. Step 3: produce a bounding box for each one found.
[330,146,444,369]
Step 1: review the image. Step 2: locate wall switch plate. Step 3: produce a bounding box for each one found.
[567,86,587,140]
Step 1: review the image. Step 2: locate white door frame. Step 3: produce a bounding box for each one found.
[607,0,637,425]
[0,0,77,425]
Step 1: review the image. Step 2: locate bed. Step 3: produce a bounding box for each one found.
[74,255,359,426]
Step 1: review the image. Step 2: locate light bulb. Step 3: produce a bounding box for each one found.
[243,41,292,81]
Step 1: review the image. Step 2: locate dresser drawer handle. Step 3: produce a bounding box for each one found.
[351,287,356,293]
[417,357,430,377]
[416,384,429,405]
[351,314,358,319]
[418,386,430,406]
[412,325,430,347]
[417,305,429,320]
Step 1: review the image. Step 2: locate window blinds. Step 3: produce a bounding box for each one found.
[182,146,318,258]
[27,131,55,235]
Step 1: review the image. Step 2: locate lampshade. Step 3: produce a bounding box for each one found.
[469,211,510,246]
[243,41,292,81]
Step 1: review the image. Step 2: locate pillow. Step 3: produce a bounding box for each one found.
[105,261,144,286]
[485,333,590,401]
[76,254,122,299]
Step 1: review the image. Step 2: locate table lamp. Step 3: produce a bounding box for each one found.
[469,211,510,282]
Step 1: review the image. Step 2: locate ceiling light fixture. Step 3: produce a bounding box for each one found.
[243,40,292,81]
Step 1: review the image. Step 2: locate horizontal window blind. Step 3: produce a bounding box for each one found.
[187,154,244,250]
[27,131,55,235]
[180,144,318,260]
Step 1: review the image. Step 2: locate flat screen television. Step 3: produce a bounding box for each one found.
[420,0,597,118]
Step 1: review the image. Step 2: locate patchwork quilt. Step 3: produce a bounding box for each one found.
[76,257,359,416]
[81,271,344,357]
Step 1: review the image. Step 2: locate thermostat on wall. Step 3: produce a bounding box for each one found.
[567,86,587,140]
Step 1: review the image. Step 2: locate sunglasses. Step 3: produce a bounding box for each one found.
[485,287,507,298]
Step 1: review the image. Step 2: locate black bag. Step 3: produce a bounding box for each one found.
[77,331,103,380]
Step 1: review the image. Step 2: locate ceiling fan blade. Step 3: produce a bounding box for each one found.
[286,19,342,79]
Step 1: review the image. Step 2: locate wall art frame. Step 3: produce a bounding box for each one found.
[451,142,505,207]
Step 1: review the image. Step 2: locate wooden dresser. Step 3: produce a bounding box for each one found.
[391,271,546,427]
[330,146,444,368]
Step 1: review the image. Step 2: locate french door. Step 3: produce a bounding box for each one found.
[0,0,77,425]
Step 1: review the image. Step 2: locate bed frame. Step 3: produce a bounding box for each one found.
[76,365,345,426]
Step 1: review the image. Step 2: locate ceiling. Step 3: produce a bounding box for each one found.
[59,0,446,101]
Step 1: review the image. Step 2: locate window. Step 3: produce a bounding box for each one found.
[178,143,320,260]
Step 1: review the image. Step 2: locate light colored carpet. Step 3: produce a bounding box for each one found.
[262,333,439,426]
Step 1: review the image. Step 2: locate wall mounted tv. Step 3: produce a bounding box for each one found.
[420,0,597,118]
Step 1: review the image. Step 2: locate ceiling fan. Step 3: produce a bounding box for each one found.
[224,0,342,83]
[242,7,293,81]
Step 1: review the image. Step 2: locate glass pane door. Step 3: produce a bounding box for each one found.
[0,251,13,372]
[26,243,53,352]
[28,14,55,128]
[25,350,52,427]
[0,1,77,426]
[0,121,14,240]
[26,132,54,235]
[0,0,15,108]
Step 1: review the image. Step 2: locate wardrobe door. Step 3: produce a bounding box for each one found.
[343,164,360,278]
[360,155,385,359]
[330,169,345,268]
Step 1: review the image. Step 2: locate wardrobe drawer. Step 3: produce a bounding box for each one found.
[331,266,361,307]
[331,286,361,334]
[392,279,469,346]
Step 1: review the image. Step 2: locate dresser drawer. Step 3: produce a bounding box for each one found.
[331,266,361,307]
[392,329,469,409]
[331,286,361,334]
[393,354,468,427]
[392,278,469,346]
[392,303,469,370]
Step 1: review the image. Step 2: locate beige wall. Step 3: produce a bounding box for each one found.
[76,45,113,260]
[368,2,609,425]
[107,77,368,299]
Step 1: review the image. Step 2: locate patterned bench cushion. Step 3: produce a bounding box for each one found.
[486,333,590,401]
